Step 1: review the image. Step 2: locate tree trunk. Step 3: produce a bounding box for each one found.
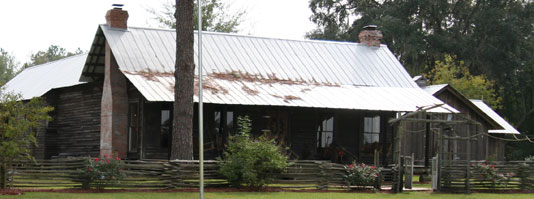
[172,0,195,160]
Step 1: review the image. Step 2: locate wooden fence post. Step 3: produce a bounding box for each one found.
[519,163,526,191]
[374,149,381,190]
[466,131,471,194]
[317,161,328,190]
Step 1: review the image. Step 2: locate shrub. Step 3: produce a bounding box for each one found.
[344,163,381,187]
[472,162,507,186]
[218,116,289,188]
[79,155,125,189]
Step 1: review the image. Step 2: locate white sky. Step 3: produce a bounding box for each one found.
[0,0,315,65]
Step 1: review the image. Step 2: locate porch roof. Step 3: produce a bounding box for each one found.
[81,25,455,113]
[470,99,520,134]
[124,73,452,112]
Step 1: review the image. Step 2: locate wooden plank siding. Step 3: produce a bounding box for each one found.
[402,85,504,164]
[41,81,103,159]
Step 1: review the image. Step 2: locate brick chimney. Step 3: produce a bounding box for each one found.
[105,4,129,29]
[358,25,383,47]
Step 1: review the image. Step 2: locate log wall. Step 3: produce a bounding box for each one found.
[43,81,103,158]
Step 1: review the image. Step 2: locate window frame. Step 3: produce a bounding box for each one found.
[316,115,335,149]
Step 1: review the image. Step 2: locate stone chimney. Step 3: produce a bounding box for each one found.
[358,25,383,47]
[105,4,129,29]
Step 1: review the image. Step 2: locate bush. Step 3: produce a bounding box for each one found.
[218,116,288,188]
[79,155,125,189]
[472,162,508,186]
[344,163,381,187]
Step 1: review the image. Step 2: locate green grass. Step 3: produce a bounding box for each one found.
[1,192,533,199]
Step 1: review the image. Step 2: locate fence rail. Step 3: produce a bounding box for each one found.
[440,161,534,192]
[7,158,371,190]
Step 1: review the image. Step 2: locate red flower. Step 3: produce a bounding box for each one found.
[349,164,353,169]
[95,158,99,162]
[371,166,375,169]
[107,159,110,163]
[116,157,121,161]
[490,165,494,168]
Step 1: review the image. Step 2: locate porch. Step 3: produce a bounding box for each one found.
[127,101,395,164]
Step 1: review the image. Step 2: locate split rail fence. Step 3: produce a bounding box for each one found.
[7,158,382,190]
[440,160,534,192]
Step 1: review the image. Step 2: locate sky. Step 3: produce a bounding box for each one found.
[0,0,315,65]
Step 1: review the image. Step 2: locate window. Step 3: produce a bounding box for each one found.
[226,111,234,133]
[214,111,221,134]
[364,116,380,146]
[317,116,334,148]
[214,110,234,134]
[160,110,171,148]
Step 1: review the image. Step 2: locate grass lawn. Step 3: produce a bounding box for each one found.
[1,192,533,199]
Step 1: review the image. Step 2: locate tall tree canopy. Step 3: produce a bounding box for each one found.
[308,0,534,157]
[23,45,83,68]
[426,55,502,109]
[0,48,18,86]
[149,0,245,33]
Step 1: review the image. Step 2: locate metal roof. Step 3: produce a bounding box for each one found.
[470,99,520,134]
[421,84,448,95]
[81,25,454,113]
[2,53,88,100]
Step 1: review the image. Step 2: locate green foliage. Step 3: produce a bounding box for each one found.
[78,156,125,189]
[148,0,245,33]
[236,114,251,136]
[307,1,534,152]
[0,48,19,86]
[344,163,381,187]
[0,89,53,188]
[23,45,84,68]
[218,115,288,188]
[425,55,502,109]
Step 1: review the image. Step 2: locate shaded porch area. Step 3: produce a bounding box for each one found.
[130,102,395,165]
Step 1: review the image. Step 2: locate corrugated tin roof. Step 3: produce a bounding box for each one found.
[2,53,88,100]
[123,72,451,112]
[422,84,448,95]
[470,99,520,134]
[82,25,454,113]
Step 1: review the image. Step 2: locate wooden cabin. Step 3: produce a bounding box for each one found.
[4,7,460,164]
[401,78,520,166]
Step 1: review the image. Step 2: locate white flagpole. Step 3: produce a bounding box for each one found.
[197,0,204,198]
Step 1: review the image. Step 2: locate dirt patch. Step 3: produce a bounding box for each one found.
[0,189,24,195]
